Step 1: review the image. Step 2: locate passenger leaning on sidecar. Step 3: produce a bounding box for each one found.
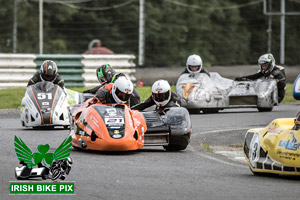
[92,76,133,106]
[131,80,180,113]
[83,64,140,106]
[27,60,64,88]
[181,54,210,77]
[235,53,286,103]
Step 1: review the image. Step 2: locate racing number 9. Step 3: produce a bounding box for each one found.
[37,93,52,100]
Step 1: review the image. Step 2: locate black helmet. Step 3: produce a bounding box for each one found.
[294,112,300,130]
[96,64,116,83]
[40,60,58,81]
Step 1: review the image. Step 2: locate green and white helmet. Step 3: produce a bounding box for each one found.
[96,64,116,83]
[258,53,275,75]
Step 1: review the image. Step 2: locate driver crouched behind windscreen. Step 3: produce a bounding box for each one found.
[181,54,210,77]
[92,76,133,107]
[27,60,64,88]
[131,80,180,114]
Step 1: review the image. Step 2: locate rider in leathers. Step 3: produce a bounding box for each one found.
[131,80,180,114]
[27,60,64,88]
[83,64,140,107]
[235,53,286,103]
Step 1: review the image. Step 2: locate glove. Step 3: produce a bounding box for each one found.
[89,97,100,105]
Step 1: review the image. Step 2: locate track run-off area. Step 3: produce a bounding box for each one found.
[1,104,299,200]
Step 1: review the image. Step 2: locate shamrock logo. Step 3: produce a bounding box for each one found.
[33,144,54,166]
[14,136,72,168]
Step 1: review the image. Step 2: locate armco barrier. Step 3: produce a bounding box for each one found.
[34,54,85,87]
[0,54,136,88]
[0,54,37,88]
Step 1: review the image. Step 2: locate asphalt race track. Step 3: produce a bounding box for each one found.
[1,105,300,200]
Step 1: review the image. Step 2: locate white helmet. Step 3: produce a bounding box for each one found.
[151,80,171,107]
[112,76,133,103]
[186,54,203,73]
[258,53,275,75]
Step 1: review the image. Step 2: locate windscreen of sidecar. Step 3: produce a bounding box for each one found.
[33,81,56,92]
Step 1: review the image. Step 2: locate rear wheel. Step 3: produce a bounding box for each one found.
[163,144,187,151]
[258,107,273,112]
[72,145,82,151]
[201,108,219,114]
[187,108,200,114]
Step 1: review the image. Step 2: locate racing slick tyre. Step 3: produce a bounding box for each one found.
[163,144,187,151]
[163,133,190,151]
[187,108,200,114]
[257,107,273,112]
[72,146,82,151]
[201,108,219,114]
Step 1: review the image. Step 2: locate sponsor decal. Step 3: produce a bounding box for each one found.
[106,108,117,116]
[277,151,300,161]
[90,115,99,128]
[42,102,49,106]
[112,129,122,138]
[213,93,223,100]
[278,133,300,151]
[267,127,283,134]
[12,136,74,194]
[105,116,124,127]
[181,82,195,99]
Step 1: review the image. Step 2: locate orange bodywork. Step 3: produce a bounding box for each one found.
[70,99,147,151]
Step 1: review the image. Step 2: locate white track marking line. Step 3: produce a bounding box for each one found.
[188,145,247,168]
[191,127,261,138]
[189,127,264,168]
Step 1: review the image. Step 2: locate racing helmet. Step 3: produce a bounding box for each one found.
[112,76,133,103]
[258,53,275,75]
[40,60,58,81]
[186,54,203,74]
[96,64,116,83]
[152,80,171,107]
[294,112,300,130]
[67,157,73,166]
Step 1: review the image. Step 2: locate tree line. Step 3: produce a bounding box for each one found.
[0,0,299,67]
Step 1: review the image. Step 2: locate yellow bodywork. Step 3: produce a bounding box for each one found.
[243,118,300,175]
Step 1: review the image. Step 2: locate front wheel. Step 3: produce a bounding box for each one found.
[163,144,187,151]
[258,107,273,112]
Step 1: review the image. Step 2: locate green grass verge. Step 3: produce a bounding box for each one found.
[0,84,295,109]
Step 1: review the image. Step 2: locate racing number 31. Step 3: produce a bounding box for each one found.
[37,93,52,100]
